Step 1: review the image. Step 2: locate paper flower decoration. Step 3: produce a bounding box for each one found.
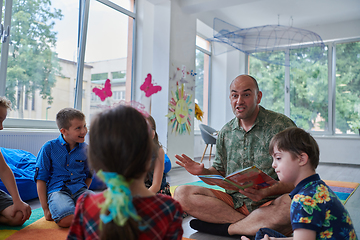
[140,73,162,97]
[166,83,192,135]
[194,103,204,121]
[93,79,112,101]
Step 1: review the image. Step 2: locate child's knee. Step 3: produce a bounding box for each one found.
[7,211,26,226]
[56,214,74,228]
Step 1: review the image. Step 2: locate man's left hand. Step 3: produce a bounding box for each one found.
[238,187,265,202]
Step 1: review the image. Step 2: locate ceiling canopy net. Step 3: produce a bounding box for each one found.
[208,18,326,66]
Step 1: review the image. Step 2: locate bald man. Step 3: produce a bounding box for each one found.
[174,75,296,237]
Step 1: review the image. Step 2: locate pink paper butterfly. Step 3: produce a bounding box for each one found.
[140,74,162,97]
[92,79,112,101]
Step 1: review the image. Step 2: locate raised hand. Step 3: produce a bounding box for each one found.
[175,154,205,175]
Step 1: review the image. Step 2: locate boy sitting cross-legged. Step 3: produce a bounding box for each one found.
[35,108,92,228]
[0,96,31,226]
[242,127,357,240]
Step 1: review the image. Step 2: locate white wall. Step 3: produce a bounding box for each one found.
[306,19,360,42]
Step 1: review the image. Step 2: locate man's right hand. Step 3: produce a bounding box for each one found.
[175,154,205,175]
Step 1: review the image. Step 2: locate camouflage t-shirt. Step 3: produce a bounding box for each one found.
[213,106,296,212]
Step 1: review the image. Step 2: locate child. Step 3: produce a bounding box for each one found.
[67,105,183,240]
[0,96,31,226]
[145,115,171,196]
[242,127,357,240]
[35,108,92,228]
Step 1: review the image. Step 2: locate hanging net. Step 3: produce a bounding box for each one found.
[207,18,326,66]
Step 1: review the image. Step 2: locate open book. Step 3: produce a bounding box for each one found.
[198,166,277,191]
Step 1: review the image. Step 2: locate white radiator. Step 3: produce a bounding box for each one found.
[0,130,60,156]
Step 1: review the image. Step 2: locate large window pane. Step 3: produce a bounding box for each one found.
[249,52,285,114]
[195,36,210,130]
[335,41,360,134]
[86,0,134,122]
[290,46,328,131]
[4,0,76,121]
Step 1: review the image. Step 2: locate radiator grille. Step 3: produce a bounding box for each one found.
[0,131,59,156]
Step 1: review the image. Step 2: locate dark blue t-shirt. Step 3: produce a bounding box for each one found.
[289,174,357,240]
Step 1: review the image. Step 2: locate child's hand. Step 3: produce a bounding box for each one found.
[262,234,277,240]
[241,234,277,240]
[43,207,53,221]
[12,200,31,221]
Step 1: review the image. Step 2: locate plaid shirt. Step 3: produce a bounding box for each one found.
[67,192,183,240]
[213,106,296,212]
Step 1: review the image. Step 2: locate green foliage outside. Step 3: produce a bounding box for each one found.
[1,0,63,118]
[335,42,360,133]
[249,42,360,134]
[249,51,285,115]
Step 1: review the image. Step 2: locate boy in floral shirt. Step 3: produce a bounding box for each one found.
[242,127,357,240]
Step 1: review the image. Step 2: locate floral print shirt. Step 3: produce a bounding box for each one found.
[290,174,358,240]
[213,106,296,211]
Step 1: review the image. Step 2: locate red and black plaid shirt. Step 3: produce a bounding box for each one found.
[67,192,183,240]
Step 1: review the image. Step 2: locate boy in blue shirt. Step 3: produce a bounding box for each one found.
[35,108,92,228]
[242,127,357,240]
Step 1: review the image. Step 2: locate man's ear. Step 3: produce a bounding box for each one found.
[256,91,263,104]
[298,152,309,166]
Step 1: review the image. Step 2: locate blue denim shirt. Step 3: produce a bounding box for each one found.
[34,134,90,194]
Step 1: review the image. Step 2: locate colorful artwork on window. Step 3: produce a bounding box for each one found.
[140,73,162,97]
[92,79,112,101]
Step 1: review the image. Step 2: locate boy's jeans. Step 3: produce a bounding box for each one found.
[47,187,90,223]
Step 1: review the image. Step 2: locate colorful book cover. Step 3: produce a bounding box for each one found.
[198,166,277,191]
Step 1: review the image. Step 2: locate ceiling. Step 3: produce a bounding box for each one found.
[179,0,360,31]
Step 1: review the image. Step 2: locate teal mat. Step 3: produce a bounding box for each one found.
[183,180,224,191]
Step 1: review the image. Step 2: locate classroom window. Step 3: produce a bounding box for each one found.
[87,0,135,122]
[249,51,285,114]
[249,40,360,135]
[195,35,211,131]
[289,46,329,132]
[335,41,360,134]
[0,0,136,127]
